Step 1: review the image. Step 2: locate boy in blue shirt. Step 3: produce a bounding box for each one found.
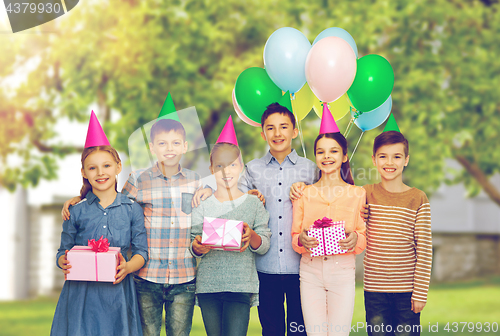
[238,103,317,336]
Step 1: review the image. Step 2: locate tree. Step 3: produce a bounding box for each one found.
[1,0,499,207]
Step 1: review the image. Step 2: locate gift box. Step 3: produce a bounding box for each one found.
[308,218,347,257]
[201,217,243,251]
[66,236,121,282]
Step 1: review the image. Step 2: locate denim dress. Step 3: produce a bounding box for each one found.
[50,191,148,336]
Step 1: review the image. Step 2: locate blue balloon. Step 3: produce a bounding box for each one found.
[354,96,392,132]
[313,27,358,58]
[264,27,311,94]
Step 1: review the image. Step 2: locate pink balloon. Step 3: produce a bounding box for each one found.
[305,36,357,103]
[232,89,261,127]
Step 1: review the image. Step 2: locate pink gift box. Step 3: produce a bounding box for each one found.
[66,246,121,282]
[201,217,243,251]
[308,221,347,257]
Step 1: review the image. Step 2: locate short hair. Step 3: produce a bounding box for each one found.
[150,119,186,143]
[373,131,409,157]
[260,103,296,129]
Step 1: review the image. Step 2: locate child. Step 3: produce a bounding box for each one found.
[291,125,432,335]
[238,102,317,336]
[61,102,211,336]
[291,109,366,336]
[190,117,271,336]
[363,130,432,336]
[51,112,148,336]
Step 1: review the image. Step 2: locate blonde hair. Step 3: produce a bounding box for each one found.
[80,146,121,199]
[209,142,242,168]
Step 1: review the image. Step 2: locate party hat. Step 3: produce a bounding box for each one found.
[383,113,400,132]
[216,115,239,146]
[84,110,110,148]
[157,92,180,122]
[277,91,293,112]
[319,103,340,134]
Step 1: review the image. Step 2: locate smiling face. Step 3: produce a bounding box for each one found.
[372,143,409,181]
[81,150,122,193]
[315,137,347,175]
[260,113,298,156]
[149,130,187,169]
[210,145,243,191]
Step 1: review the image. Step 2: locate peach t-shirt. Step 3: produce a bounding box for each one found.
[291,184,367,255]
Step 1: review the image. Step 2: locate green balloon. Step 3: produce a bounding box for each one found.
[235,67,283,123]
[347,54,394,112]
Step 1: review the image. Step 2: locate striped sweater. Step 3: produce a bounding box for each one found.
[363,183,432,303]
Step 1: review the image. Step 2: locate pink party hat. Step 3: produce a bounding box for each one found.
[319,103,340,134]
[84,110,110,148]
[216,115,239,146]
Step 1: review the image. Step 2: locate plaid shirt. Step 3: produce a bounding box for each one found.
[122,163,201,284]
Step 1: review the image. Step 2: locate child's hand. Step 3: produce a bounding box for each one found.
[411,299,426,313]
[360,204,370,222]
[114,254,132,285]
[339,231,358,252]
[192,235,211,256]
[61,196,82,221]
[58,250,71,279]
[240,222,252,252]
[248,190,265,205]
[192,188,213,208]
[289,182,306,201]
[299,227,318,252]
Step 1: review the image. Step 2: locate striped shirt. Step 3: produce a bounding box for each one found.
[363,183,432,303]
[122,163,201,284]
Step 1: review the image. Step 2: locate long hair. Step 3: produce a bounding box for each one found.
[209,142,241,168]
[314,133,354,185]
[80,146,122,199]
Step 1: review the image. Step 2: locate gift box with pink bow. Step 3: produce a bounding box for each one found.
[307,217,348,257]
[66,236,121,282]
[201,217,243,251]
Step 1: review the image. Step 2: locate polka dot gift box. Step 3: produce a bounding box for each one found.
[307,217,347,257]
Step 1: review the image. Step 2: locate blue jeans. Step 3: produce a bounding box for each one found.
[364,291,421,336]
[134,275,195,336]
[197,292,252,336]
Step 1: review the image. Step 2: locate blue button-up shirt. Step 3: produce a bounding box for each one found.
[239,149,318,274]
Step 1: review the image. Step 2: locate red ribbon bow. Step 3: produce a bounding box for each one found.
[313,217,333,228]
[88,236,110,252]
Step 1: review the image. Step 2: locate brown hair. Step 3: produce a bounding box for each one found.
[261,102,296,129]
[209,142,242,168]
[150,119,186,143]
[314,133,354,185]
[373,131,409,157]
[80,146,121,199]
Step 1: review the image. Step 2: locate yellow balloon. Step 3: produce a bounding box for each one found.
[284,83,315,121]
[313,93,351,121]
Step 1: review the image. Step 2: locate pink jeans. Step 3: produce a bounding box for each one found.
[299,254,356,336]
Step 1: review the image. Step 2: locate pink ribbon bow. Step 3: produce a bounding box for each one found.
[312,217,333,229]
[88,236,110,252]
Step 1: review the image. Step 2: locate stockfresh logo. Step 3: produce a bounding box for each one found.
[3,0,79,33]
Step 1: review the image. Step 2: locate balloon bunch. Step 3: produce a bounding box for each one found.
[233,27,395,157]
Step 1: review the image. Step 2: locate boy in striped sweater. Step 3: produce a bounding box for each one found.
[363,130,432,336]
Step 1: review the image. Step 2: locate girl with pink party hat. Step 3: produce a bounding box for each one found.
[190,116,271,336]
[51,111,148,336]
[290,105,366,336]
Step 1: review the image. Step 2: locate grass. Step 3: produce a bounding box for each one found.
[2,278,500,336]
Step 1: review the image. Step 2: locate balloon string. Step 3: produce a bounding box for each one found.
[350,131,364,163]
[294,111,307,159]
[344,118,354,137]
